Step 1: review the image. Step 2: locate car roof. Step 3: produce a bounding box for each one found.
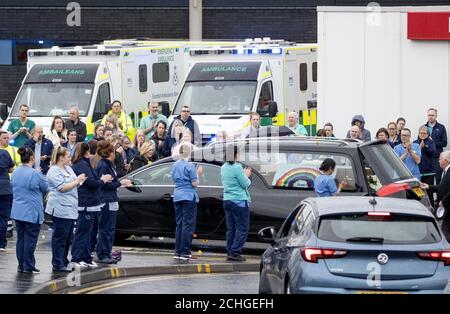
[210,136,386,150]
[304,196,434,218]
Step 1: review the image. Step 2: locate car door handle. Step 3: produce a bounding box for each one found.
[163,193,173,200]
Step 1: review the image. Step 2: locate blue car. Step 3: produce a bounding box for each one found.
[258,196,450,294]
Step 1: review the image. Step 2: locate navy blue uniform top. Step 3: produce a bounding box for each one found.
[414,137,437,175]
[96,158,121,203]
[426,121,447,156]
[0,149,14,195]
[72,157,104,208]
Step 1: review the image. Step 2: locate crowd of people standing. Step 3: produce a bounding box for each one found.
[1,98,450,269]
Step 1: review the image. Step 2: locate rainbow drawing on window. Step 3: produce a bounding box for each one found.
[272,166,321,188]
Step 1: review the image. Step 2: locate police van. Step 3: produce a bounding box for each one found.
[170,39,318,144]
[0,39,242,141]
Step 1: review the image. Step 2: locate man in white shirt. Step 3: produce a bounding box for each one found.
[241,112,261,139]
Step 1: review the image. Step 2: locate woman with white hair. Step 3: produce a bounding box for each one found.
[287,112,308,136]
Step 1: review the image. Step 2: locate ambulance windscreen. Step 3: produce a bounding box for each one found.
[173,81,257,115]
[10,83,93,117]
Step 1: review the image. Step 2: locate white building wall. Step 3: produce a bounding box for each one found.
[318,6,450,140]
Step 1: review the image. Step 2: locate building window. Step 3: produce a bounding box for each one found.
[152,62,170,83]
[299,63,307,91]
[139,64,148,92]
[0,40,12,65]
[312,62,317,82]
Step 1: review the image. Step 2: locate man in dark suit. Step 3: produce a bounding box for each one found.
[424,151,450,241]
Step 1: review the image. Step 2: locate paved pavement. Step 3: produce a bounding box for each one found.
[58,272,259,294]
[0,226,262,294]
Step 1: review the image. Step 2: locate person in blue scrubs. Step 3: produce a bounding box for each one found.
[172,143,202,261]
[0,140,14,251]
[10,146,49,273]
[45,147,86,272]
[314,158,347,197]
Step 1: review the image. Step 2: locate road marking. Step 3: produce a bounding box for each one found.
[50,282,58,293]
[68,272,256,294]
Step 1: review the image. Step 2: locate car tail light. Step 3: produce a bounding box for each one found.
[368,212,391,217]
[301,248,347,263]
[376,182,411,197]
[417,251,450,266]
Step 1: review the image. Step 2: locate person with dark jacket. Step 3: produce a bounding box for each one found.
[151,120,167,160]
[345,115,371,142]
[414,126,437,207]
[167,106,201,146]
[163,119,183,157]
[23,126,54,175]
[110,135,126,178]
[0,148,14,251]
[129,142,154,173]
[425,108,448,184]
[422,151,450,242]
[65,106,87,143]
[94,141,132,264]
[70,143,112,268]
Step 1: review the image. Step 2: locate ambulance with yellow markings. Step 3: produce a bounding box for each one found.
[170,38,318,145]
[0,40,242,141]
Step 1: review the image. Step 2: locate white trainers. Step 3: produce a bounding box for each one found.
[86,261,98,268]
[0,248,6,252]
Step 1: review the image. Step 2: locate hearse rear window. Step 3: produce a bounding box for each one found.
[244,151,357,191]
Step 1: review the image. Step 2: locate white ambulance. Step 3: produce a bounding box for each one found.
[0,39,242,141]
[170,38,318,144]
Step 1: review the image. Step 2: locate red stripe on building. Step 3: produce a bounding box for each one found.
[408,12,450,40]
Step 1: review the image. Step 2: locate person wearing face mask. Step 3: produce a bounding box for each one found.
[45,147,86,272]
[11,146,49,273]
[23,126,54,175]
